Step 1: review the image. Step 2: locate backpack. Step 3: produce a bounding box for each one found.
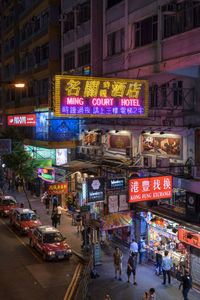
[184,275,192,288]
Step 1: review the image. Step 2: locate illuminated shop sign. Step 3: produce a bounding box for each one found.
[25,145,56,165]
[87,177,105,202]
[56,149,68,166]
[108,178,126,190]
[7,114,36,126]
[48,182,68,195]
[129,176,172,203]
[179,228,200,249]
[38,167,55,183]
[54,75,149,118]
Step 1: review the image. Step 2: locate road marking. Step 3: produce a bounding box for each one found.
[63,263,81,300]
[0,219,43,264]
[68,264,83,300]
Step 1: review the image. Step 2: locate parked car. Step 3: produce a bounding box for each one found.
[0,196,19,217]
[28,225,72,261]
[9,208,42,234]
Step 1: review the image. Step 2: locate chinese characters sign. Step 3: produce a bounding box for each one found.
[48,182,68,195]
[179,228,200,249]
[8,114,36,126]
[54,75,149,118]
[129,176,172,203]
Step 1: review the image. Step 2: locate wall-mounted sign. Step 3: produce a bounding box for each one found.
[37,159,52,168]
[38,167,55,183]
[108,195,118,213]
[87,177,105,202]
[129,176,172,203]
[186,192,197,214]
[7,114,36,126]
[142,134,181,158]
[108,134,131,150]
[54,75,149,118]
[48,182,68,195]
[56,149,68,166]
[179,228,200,249]
[108,178,126,190]
[25,145,56,165]
[119,194,128,211]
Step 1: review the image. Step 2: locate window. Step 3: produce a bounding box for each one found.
[161,84,167,107]
[34,47,40,64]
[163,1,200,39]
[42,78,48,96]
[78,44,90,67]
[41,43,49,60]
[77,1,90,25]
[107,28,124,56]
[64,51,75,71]
[135,15,158,48]
[173,81,183,106]
[150,85,158,108]
[107,0,123,9]
[21,56,27,71]
[63,12,74,32]
[41,10,49,27]
[27,53,34,69]
[10,37,14,50]
[21,26,26,41]
[34,16,40,33]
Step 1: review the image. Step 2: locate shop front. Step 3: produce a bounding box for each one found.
[146,213,189,275]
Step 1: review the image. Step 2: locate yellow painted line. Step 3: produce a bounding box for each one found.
[0,219,43,264]
[68,264,83,300]
[63,263,81,300]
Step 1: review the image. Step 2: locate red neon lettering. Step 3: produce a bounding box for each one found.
[66,97,84,105]
[120,98,140,107]
[91,98,114,106]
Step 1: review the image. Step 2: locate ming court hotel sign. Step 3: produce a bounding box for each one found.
[54,75,149,118]
[129,176,172,203]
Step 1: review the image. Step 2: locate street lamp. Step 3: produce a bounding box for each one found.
[14,83,25,88]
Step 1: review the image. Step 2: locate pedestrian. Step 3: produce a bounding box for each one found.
[15,176,19,191]
[162,250,172,285]
[155,247,162,275]
[130,238,138,264]
[51,208,59,228]
[179,269,192,300]
[138,237,147,264]
[113,246,123,281]
[52,195,58,209]
[127,252,137,285]
[44,195,50,214]
[20,202,24,208]
[76,213,82,233]
[81,227,90,248]
[108,229,113,240]
[143,288,156,300]
[56,205,66,225]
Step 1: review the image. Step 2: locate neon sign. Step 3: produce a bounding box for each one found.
[7,114,36,126]
[54,75,149,118]
[129,176,172,203]
[38,167,55,183]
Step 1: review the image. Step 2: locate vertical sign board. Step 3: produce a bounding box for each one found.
[87,177,105,203]
[54,75,149,118]
[94,242,101,266]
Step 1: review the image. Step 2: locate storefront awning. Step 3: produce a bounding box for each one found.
[61,160,99,171]
[100,212,133,231]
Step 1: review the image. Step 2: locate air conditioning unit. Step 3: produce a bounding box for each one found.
[162,3,177,15]
[142,156,156,168]
[193,166,200,180]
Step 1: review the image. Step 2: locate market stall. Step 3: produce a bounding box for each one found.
[146,213,188,275]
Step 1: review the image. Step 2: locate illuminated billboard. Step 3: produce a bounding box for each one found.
[129,176,172,203]
[38,167,55,183]
[54,75,149,118]
[7,114,36,126]
[179,228,200,249]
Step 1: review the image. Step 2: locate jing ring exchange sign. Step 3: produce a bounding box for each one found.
[54,75,149,118]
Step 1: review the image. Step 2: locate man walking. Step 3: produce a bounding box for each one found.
[113,247,123,281]
[130,238,138,265]
[139,237,147,264]
[127,252,137,285]
[162,250,172,285]
[179,269,192,300]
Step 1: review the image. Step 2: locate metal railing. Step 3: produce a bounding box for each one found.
[73,255,93,300]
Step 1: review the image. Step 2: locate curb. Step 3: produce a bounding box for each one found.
[72,249,89,263]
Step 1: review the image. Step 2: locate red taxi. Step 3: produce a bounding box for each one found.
[28,225,72,261]
[9,208,42,234]
[0,196,19,217]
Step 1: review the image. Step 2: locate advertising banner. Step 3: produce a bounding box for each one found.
[7,114,36,126]
[108,178,126,190]
[87,177,105,202]
[179,228,200,249]
[38,167,55,183]
[186,192,197,214]
[100,212,133,231]
[54,75,149,118]
[119,194,128,211]
[142,134,181,158]
[48,182,68,195]
[108,195,118,213]
[129,176,172,203]
[108,134,131,150]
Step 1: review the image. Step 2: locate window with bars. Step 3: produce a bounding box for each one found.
[41,43,49,60]
[135,15,158,48]
[107,28,124,56]
[163,1,200,39]
[41,10,49,28]
[63,12,74,33]
[64,51,75,71]
[78,44,91,67]
[150,85,158,108]
[77,1,90,25]
[173,81,183,106]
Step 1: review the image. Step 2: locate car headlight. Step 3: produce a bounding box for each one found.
[48,251,56,256]
[24,227,29,230]
[4,210,9,213]
[67,249,72,253]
